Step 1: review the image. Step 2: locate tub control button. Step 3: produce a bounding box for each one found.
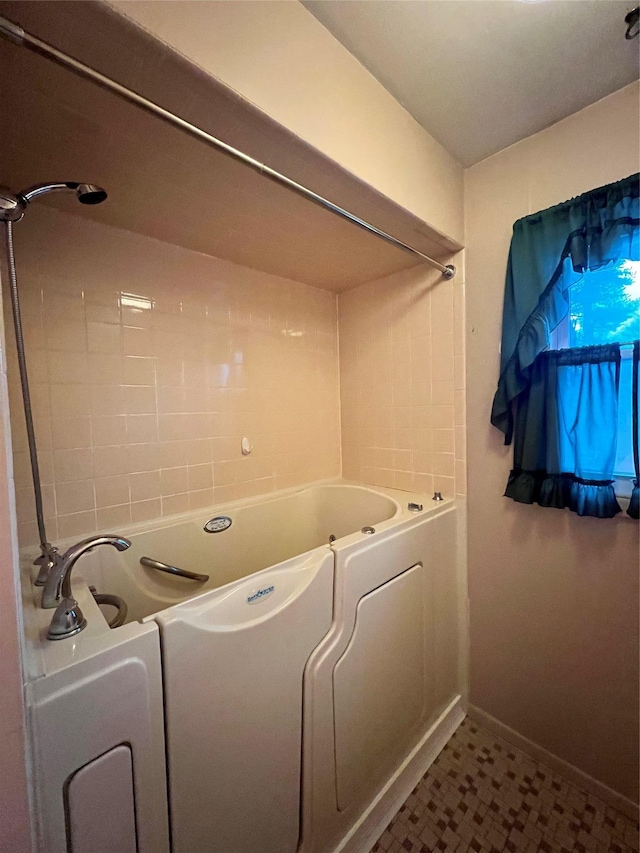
[408,502,423,512]
[361,526,375,535]
[204,516,233,533]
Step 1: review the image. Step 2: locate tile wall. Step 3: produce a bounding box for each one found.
[5,207,340,547]
[338,260,466,499]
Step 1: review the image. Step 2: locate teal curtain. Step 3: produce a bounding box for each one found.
[506,345,622,518]
[630,341,639,519]
[491,173,640,443]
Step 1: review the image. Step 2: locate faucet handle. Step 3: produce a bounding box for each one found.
[33,544,61,587]
[47,596,86,640]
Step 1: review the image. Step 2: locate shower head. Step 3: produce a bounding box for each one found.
[73,184,108,205]
[0,181,107,222]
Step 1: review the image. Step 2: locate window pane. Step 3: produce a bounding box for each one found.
[568,260,640,347]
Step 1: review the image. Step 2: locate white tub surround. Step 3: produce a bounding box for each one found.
[301,501,463,853]
[21,482,466,853]
[22,589,169,853]
[155,549,334,853]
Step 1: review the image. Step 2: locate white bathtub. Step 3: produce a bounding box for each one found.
[22,481,465,853]
[78,483,401,622]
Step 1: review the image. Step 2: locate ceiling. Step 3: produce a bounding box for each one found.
[302,0,640,167]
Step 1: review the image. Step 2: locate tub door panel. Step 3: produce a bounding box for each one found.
[156,550,334,853]
[333,564,429,810]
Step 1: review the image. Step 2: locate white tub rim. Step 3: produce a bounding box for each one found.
[21,477,415,561]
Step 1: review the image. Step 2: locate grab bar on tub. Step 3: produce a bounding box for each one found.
[140,556,209,582]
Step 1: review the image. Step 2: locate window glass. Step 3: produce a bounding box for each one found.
[568,260,640,347]
[554,260,639,481]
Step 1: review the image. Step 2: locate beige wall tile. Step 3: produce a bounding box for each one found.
[131,498,161,523]
[337,259,461,497]
[6,206,344,542]
[49,384,91,418]
[188,464,213,492]
[158,440,188,469]
[48,351,89,384]
[57,510,98,540]
[46,322,87,354]
[126,414,158,444]
[122,356,155,386]
[87,321,122,354]
[160,466,189,497]
[89,352,123,385]
[129,471,161,503]
[91,415,127,447]
[432,430,454,454]
[124,385,156,415]
[97,504,132,528]
[51,417,91,451]
[85,302,120,326]
[161,493,189,516]
[91,442,128,477]
[95,475,130,509]
[188,488,215,510]
[123,325,154,357]
[90,385,126,417]
[126,442,160,474]
[53,448,94,483]
[4,206,338,540]
[55,480,95,516]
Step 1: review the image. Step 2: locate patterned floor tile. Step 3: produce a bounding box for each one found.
[369,718,639,853]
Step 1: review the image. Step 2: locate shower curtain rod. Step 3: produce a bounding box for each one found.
[0,14,456,280]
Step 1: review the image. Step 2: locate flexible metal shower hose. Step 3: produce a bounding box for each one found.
[92,592,128,629]
[3,220,48,546]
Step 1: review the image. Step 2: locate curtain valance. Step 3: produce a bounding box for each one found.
[491,173,640,444]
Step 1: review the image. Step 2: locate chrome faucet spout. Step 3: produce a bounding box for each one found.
[45,534,131,641]
[42,534,131,609]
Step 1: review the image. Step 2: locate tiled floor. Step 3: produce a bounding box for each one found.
[370,718,639,853]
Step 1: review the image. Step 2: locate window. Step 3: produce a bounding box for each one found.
[491,173,639,518]
[552,259,639,486]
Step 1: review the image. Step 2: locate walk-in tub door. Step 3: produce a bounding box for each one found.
[153,550,334,853]
[333,563,431,810]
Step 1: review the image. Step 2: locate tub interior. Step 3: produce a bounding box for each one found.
[75,485,399,624]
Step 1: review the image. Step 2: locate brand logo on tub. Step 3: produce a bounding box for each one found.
[246,585,275,605]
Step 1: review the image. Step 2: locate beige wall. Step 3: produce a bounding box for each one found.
[108,0,464,245]
[6,207,340,548]
[338,257,465,499]
[465,82,640,801]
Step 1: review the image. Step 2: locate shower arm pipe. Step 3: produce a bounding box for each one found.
[0,15,456,280]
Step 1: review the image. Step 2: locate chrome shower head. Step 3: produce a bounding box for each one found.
[68,183,108,205]
[0,181,107,222]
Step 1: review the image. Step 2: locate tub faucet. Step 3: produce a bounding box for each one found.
[43,534,131,640]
